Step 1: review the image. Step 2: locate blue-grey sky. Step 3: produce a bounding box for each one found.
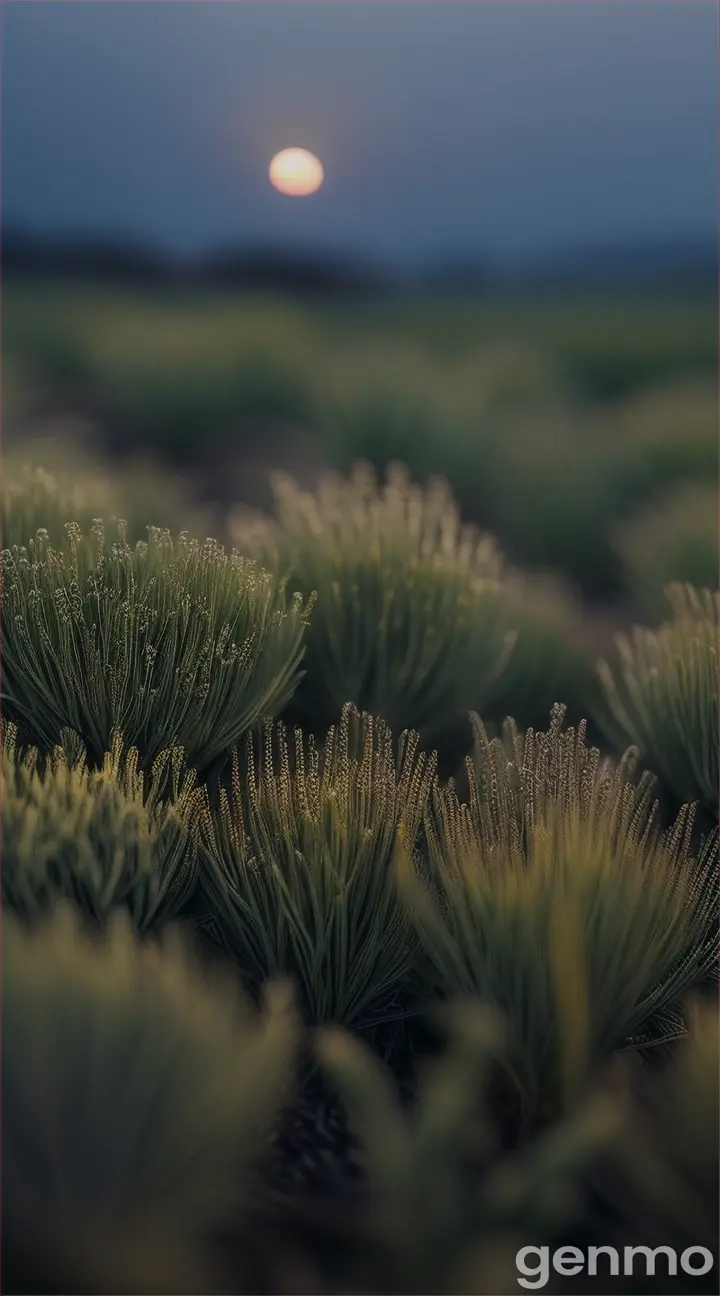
[2,1,717,270]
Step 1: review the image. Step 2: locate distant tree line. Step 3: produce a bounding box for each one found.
[1,227,715,294]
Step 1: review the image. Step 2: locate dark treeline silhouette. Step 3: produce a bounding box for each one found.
[2,231,176,283]
[1,228,716,295]
[1,230,395,296]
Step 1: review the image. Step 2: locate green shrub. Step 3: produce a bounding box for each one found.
[614,482,718,623]
[197,703,437,1027]
[316,1002,620,1295]
[597,584,719,813]
[231,463,511,738]
[2,723,201,930]
[1,453,219,552]
[1,522,313,772]
[400,706,718,1120]
[2,904,300,1295]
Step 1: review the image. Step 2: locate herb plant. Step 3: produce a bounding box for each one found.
[2,722,201,930]
[1,521,313,772]
[400,706,718,1119]
[232,463,512,738]
[598,584,719,814]
[198,703,437,1027]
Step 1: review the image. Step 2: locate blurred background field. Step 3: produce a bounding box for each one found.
[3,280,717,617]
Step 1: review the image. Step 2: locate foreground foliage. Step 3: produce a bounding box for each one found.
[198,703,437,1026]
[2,723,201,930]
[598,583,720,813]
[1,521,313,772]
[232,463,512,738]
[608,997,719,1258]
[401,706,718,1118]
[2,906,300,1295]
[316,1003,620,1295]
[2,435,718,1293]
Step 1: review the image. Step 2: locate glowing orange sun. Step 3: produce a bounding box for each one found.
[269,148,324,196]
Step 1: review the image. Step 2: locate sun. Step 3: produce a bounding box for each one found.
[269,148,324,197]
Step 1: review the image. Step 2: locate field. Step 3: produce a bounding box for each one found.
[2,280,719,1295]
[4,283,717,602]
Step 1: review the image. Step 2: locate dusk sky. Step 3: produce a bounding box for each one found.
[2,1,717,271]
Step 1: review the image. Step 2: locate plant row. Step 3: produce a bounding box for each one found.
[5,698,717,1081]
[3,461,718,807]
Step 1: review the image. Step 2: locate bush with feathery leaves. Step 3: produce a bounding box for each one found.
[197,703,437,1027]
[597,583,719,814]
[2,904,300,1296]
[399,705,718,1121]
[2,722,202,931]
[1,520,313,773]
[230,462,512,739]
